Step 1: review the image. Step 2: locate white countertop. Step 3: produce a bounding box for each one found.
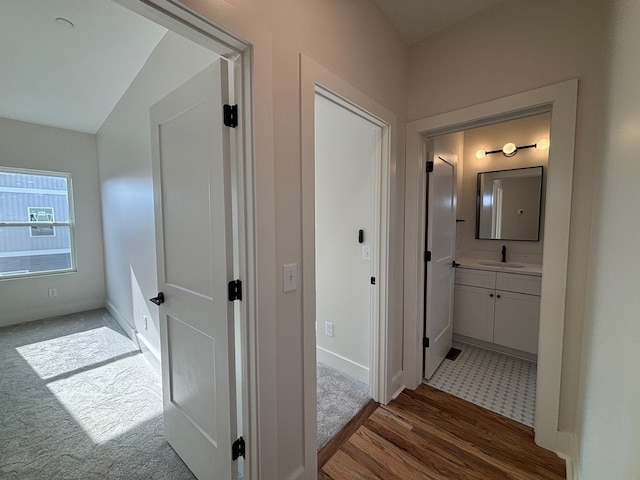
[456,257,543,276]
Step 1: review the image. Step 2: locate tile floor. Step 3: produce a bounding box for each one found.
[426,341,537,426]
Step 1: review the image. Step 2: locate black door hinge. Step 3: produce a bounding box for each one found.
[232,436,245,461]
[371,277,376,285]
[426,161,434,173]
[425,251,432,262]
[224,104,238,128]
[423,337,430,348]
[228,280,242,301]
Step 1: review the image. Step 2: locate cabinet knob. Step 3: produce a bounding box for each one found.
[489,293,494,298]
[497,294,501,299]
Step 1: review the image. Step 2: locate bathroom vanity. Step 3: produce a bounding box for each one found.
[453,259,542,357]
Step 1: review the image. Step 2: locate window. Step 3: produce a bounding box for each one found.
[0,167,76,278]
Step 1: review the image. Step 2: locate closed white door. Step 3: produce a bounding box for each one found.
[423,144,457,379]
[150,61,238,480]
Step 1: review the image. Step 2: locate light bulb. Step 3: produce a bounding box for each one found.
[536,138,550,150]
[502,143,517,157]
[475,149,486,159]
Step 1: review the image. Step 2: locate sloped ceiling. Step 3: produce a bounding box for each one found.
[0,0,166,134]
[373,0,506,45]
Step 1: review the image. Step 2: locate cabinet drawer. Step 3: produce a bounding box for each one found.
[455,268,496,289]
[496,272,541,296]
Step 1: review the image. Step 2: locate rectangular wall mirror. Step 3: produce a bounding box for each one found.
[476,166,543,241]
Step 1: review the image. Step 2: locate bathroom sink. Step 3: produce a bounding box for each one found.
[478,261,526,268]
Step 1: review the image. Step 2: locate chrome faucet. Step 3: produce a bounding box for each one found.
[501,245,507,263]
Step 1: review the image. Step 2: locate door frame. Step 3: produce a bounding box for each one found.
[300,54,397,470]
[404,79,578,451]
[114,1,259,477]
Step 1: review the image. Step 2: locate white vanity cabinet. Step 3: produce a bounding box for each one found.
[453,267,541,354]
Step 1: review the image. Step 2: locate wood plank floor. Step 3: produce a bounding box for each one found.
[319,384,565,479]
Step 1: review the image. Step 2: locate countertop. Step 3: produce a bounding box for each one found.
[456,257,543,276]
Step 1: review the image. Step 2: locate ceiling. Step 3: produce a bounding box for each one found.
[373,0,506,45]
[1,0,508,134]
[0,0,166,134]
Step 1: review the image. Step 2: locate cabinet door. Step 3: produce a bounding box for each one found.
[493,290,540,354]
[453,284,495,342]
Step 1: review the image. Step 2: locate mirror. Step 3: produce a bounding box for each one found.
[476,166,543,241]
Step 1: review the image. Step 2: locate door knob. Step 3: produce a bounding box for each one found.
[150,292,165,305]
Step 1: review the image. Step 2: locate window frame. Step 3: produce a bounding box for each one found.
[0,166,77,279]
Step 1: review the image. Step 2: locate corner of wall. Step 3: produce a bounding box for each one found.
[556,431,581,480]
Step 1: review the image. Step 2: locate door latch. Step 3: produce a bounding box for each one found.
[149,292,164,305]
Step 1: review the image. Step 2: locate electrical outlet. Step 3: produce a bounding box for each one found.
[48,288,57,298]
[325,322,334,337]
[143,315,148,330]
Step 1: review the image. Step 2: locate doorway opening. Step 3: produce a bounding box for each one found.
[423,113,551,428]
[404,80,577,450]
[0,1,254,478]
[314,90,380,450]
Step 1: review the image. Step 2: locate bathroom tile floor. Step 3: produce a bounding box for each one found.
[426,341,536,427]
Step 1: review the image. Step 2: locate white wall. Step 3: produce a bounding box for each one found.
[315,94,376,384]
[96,31,218,363]
[458,114,550,262]
[407,0,607,434]
[575,0,640,477]
[0,118,105,326]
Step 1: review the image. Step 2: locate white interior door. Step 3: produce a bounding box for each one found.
[150,60,238,480]
[423,143,457,379]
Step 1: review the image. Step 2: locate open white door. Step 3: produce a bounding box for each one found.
[150,60,239,480]
[423,142,457,379]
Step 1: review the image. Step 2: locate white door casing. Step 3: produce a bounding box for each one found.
[423,143,457,379]
[150,60,238,480]
[404,80,578,450]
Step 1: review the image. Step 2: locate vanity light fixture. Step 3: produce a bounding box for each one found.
[475,138,550,159]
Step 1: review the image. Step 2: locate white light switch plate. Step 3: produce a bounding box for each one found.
[362,245,371,261]
[283,263,297,293]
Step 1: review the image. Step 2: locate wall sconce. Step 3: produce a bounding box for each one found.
[476,138,550,159]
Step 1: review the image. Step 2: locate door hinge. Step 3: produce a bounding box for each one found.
[224,104,238,128]
[232,436,245,461]
[425,251,432,262]
[423,337,430,348]
[426,161,434,173]
[371,277,376,285]
[228,279,242,301]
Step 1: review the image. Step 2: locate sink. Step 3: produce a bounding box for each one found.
[478,261,526,268]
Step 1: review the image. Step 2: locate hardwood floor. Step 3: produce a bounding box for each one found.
[319,384,566,479]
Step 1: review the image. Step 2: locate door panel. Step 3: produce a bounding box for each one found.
[494,290,540,354]
[424,143,457,380]
[452,284,495,342]
[150,60,237,480]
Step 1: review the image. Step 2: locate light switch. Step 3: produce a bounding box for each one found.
[362,245,371,261]
[283,263,297,293]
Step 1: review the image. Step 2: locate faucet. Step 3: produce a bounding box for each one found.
[501,245,507,263]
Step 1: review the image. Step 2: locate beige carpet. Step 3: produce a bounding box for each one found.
[0,309,195,479]
[316,362,370,450]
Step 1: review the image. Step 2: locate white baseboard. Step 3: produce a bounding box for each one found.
[105,300,161,374]
[454,334,538,363]
[105,300,137,343]
[0,297,105,328]
[316,346,369,384]
[556,431,580,480]
[137,332,161,374]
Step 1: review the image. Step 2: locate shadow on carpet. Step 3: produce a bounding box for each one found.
[316,362,370,450]
[0,309,195,479]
